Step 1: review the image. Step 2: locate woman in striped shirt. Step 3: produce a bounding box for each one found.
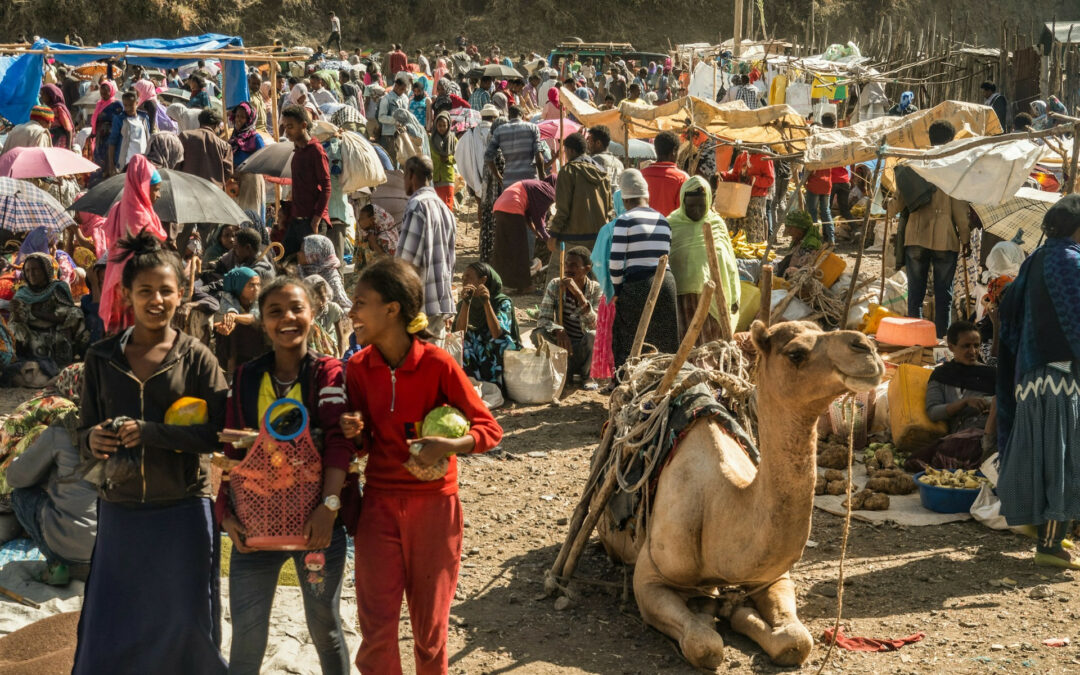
[608,169,681,371]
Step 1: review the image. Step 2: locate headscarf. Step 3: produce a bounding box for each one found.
[433,58,449,84]
[14,253,70,306]
[431,111,457,157]
[461,262,520,343]
[547,87,561,107]
[92,80,117,133]
[40,84,73,134]
[899,91,914,108]
[1031,100,1047,116]
[203,224,235,263]
[224,266,257,299]
[99,155,167,332]
[259,80,273,105]
[229,101,260,154]
[166,102,200,131]
[1049,96,1067,115]
[300,234,352,310]
[301,234,339,270]
[145,132,185,169]
[314,69,343,99]
[289,82,310,105]
[133,79,157,106]
[16,226,52,263]
[392,107,430,154]
[665,175,741,324]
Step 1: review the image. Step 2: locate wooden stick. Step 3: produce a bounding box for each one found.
[1068,121,1080,195]
[841,153,886,324]
[960,250,974,321]
[757,264,773,326]
[0,584,40,609]
[629,255,669,360]
[879,212,892,302]
[771,246,832,322]
[557,243,566,326]
[701,221,733,341]
[549,422,617,582]
[652,281,716,402]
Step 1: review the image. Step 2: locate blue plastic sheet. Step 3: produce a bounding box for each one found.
[0,34,250,125]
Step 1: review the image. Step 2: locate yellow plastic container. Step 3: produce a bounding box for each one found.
[819,252,847,288]
[859,303,901,335]
[736,281,761,332]
[887,364,947,451]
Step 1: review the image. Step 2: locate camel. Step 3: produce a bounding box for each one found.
[596,320,885,668]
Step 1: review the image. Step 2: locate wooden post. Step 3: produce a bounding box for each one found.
[559,97,566,166]
[652,281,716,401]
[701,220,733,341]
[269,60,280,138]
[622,117,630,165]
[734,0,744,58]
[221,57,230,136]
[557,243,566,325]
[629,255,669,360]
[757,264,773,326]
[841,151,886,324]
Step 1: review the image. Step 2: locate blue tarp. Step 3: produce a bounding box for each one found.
[0,33,250,125]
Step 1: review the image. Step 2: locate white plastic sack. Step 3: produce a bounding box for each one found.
[432,331,464,366]
[339,131,387,192]
[770,289,813,321]
[785,83,812,116]
[880,270,908,315]
[504,343,568,404]
[970,484,1009,530]
[470,378,505,410]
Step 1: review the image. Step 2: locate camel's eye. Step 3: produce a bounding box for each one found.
[785,348,808,366]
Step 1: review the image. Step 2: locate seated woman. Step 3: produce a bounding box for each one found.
[214,267,264,375]
[454,262,521,388]
[354,204,398,267]
[533,246,602,389]
[905,320,997,471]
[203,224,239,267]
[9,253,88,368]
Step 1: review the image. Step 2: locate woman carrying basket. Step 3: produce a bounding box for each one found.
[217,276,358,675]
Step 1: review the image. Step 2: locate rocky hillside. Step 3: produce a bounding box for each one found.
[1,0,1071,54]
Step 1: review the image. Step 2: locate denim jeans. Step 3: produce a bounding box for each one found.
[806,192,834,242]
[904,245,958,338]
[227,522,349,675]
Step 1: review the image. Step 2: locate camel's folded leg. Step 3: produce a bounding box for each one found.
[633,549,726,669]
[729,575,813,666]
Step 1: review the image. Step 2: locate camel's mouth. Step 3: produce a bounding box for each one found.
[841,373,884,393]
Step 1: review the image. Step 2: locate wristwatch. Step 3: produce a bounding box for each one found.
[322,495,341,512]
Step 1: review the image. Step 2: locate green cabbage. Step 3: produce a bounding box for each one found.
[421,406,470,439]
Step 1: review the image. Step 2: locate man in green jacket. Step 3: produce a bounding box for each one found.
[546,132,613,282]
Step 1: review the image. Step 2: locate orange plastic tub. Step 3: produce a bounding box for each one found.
[876,317,938,347]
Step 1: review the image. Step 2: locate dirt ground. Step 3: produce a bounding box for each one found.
[2,202,1078,674]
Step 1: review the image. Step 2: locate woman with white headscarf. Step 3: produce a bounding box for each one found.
[288,83,322,120]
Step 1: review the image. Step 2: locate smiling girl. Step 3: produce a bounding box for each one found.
[342,258,502,674]
[217,276,357,674]
[74,232,229,675]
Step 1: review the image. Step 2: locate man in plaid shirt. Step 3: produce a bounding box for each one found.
[397,156,457,337]
[736,74,761,110]
[485,105,546,190]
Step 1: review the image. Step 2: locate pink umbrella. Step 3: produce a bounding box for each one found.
[0,146,100,179]
[537,118,583,141]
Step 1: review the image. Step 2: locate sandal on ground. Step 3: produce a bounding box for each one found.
[1034,551,1080,571]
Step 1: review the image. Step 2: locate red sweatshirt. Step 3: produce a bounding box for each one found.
[722,151,775,197]
[346,338,503,496]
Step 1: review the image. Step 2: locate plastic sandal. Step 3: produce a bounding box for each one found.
[1034,551,1080,571]
[37,562,70,586]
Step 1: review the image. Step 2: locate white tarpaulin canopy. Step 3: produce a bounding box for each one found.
[908,138,1045,205]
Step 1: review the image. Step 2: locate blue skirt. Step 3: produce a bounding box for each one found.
[73,497,227,675]
[998,362,1080,526]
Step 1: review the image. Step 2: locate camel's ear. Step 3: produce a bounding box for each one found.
[750,320,772,355]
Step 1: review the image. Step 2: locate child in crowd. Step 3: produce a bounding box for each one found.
[218,276,357,675]
[74,232,228,674]
[306,274,347,357]
[341,257,502,674]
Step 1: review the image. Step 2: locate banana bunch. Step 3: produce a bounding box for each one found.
[918,467,988,490]
[730,231,777,261]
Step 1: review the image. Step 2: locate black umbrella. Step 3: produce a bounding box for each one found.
[69,169,249,225]
[466,63,523,80]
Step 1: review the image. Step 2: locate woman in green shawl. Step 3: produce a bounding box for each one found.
[666,176,741,345]
[454,262,521,388]
[430,111,458,211]
[9,253,89,367]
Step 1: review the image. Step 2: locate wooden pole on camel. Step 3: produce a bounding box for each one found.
[702,220,733,341]
[629,255,669,360]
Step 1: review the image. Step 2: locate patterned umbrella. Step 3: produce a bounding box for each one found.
[0,177,76,234]
[972,187,1059,255]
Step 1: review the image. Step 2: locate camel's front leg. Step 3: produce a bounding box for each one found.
[634,547,726,669]
[730,575,813,666]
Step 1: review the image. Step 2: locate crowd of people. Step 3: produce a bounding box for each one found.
[0,22,1076,675]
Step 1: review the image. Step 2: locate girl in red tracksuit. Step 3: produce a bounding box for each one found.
[341,257,502,675]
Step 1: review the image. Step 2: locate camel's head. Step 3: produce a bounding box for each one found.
[750,320,884,410]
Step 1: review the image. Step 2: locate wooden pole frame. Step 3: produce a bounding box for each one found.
[841,149,886,323]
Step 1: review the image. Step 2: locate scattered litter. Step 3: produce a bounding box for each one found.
[822,626,926,652]
[805,539,818,548]
[973,656,993,663]
[991,644,1006,651]
[1042,638,1070,648]
[540,495,555,501]
[527,451,549,458]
